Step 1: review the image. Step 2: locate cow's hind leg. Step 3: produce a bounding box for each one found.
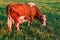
[7,16,12,32]
[14,21,20,30]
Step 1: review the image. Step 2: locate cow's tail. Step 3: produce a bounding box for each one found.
[6,4,11,16]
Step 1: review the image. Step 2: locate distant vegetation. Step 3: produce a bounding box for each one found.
[0,0,60,40]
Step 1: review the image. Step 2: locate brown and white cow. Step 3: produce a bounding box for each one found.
[6,2,46,31]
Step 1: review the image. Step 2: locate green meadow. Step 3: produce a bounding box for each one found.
[0,0,60,40]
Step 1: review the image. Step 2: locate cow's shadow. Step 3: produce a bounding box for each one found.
[0,7,7,22]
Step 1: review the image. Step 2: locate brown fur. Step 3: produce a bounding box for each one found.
[6,2,44,31]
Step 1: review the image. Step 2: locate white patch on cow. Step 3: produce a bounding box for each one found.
[18,16,28,23]
[28,2,36,7]
[42,15,46,26]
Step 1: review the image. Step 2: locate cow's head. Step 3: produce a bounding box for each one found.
[39,15,46,26]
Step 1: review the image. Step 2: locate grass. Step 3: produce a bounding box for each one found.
[0,0,60,40]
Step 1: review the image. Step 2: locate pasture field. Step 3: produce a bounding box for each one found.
[0,0,60,40]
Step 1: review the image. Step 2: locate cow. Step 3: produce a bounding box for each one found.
[6,2,46,31]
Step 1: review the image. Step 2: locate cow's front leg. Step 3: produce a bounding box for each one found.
[27,20,30,26]
[29,17,34,27]
[14,21,20,30]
